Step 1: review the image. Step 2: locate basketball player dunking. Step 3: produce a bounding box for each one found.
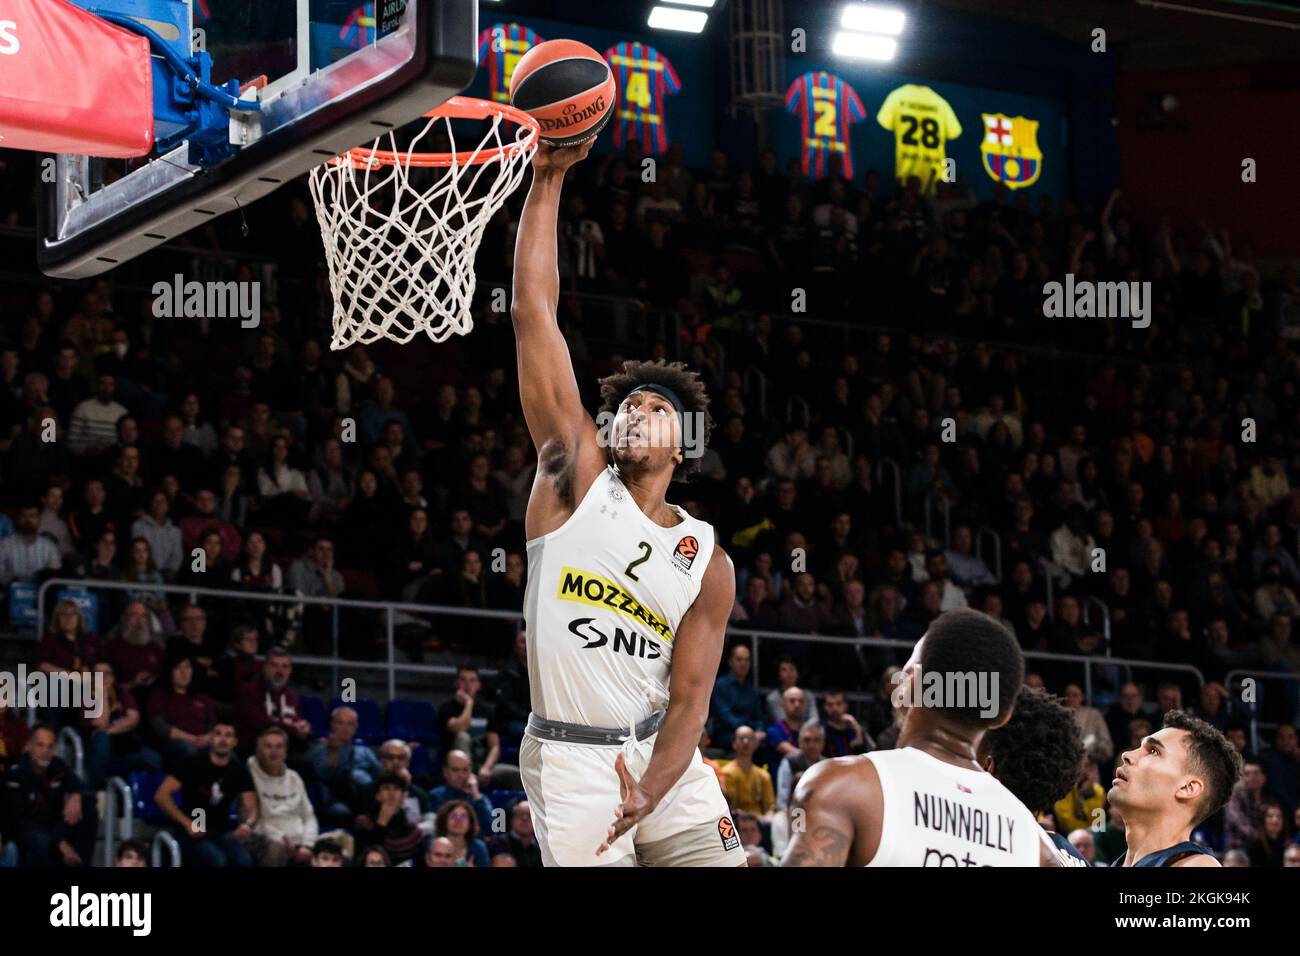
[509,140,744,867]
[1107,711,1241,867]
[782,609,1061,866]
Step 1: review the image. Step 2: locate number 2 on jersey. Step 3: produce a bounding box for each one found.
[813,99,838,139]
[624,541,653,581]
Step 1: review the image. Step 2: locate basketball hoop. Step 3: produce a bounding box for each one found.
[309,96,540,350]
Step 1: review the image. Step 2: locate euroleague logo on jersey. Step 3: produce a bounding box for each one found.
[672,535,699,573]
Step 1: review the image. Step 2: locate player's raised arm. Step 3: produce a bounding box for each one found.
[511,141,598,455]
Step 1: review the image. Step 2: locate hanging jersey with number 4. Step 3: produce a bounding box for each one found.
[523,464,716,729]
[477,22,544,103]
[785,71,867,180]
[876,84,962,192]
[603,42,682,154]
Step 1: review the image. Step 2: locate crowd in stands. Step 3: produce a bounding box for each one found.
[0,132,1298,865]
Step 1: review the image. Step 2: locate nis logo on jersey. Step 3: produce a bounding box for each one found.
[568,618,661,659]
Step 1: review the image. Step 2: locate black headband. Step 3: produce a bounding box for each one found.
[625,383,686,418]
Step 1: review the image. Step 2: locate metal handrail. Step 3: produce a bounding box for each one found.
[923,491,952,549]
[1225,668,1300,754]
[1081,596,1113,654]
[975,526,1003,583]
[151,831,181,868]
[102,776,133,868]
[875,458,903,526]
[58,726,84,780]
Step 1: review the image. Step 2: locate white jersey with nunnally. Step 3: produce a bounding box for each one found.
[865,747,1041,866]
[523,464,715,729]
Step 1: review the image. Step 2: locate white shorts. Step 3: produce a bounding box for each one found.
[520,731,745,867]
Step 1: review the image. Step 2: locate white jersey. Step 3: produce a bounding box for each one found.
[865,747,1041,867]
[523,464,715,729]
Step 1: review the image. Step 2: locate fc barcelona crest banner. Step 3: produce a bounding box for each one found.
[980,113,1042,190]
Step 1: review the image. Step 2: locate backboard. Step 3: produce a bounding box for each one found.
[38,0,477,279]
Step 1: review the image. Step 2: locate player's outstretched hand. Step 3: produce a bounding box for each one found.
[532,138,595,173]
[595,751,655,857]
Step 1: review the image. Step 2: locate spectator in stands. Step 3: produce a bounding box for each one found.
[776,723,825,810]
[944,524,997,590]
[121,537,171,630]
[1248,802,1288,867]
[234,648,313,760]
[711,643,766,751]
[493,800,542,868]
[766,686,811,762]
[309,705,381,829]
[433,799,490,868]
[1253,560,1300,622]
[438,664,500,786]
[1225,759,1267,850]
[67,480,114,557]
[0,502,61,586]
[1051,757,1105,835]
[0,724,97,866]
[148,655,216,769]
[924,550,968,611]
[764,657,820,726]
[213,624,261,707]
[821,689,870,757]
[421,836,456,867]
[82,660,159,788]
[766,425,817,483]
[166,604,219,694]
[1062,683,1114,767]
[358,847,391,867]
[306,437,354,526]
[228,530,284,641]
[371,740,435,835]
[430,749,495,836]
[131,490,182,578]
[0,702,30,775]
[492,624,530,745]
[1261,724,1299,819]
[178,489,241,564]
[1251,524,1299,586]
[67,373,126,456]
[38,484,75,561]
[310,839,345,867]
[34,599,98,682]
[154,719,257,867]
[115,839,149,867]
[286,538,343,654]
[257,434,311,529]
[247,726,317,866]
[720,726,776,823]
[354,770,424,866]
[1104,682,1152,755]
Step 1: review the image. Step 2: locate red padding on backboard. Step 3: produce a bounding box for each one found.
[0,0,154,157]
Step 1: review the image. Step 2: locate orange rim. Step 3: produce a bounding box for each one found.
[335,95,539,169]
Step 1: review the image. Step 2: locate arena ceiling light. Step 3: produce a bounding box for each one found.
[660,0,717,7]
[648,5,710,32]
[834,3,906,62]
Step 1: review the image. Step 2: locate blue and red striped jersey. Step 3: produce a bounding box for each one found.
[339,3,376,49]
[477,22,544,104]
[602,41,682,155]
[785,71,867,180]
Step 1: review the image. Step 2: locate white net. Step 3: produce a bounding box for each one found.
[309,104,537,350]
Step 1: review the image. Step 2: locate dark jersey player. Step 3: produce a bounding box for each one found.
[1107,710,1241,867]
[979,685,1091,866]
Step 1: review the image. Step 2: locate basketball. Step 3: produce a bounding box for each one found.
[508,39,616,147]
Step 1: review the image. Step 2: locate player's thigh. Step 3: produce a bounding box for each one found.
[635,815,747,867]
[520,735,635,867]
[635,749,744,865]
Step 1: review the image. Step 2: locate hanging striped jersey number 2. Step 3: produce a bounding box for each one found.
[785,71,866,180]
[478,22,545,103]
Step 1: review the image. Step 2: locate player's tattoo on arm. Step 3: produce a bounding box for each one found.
[782,825,852,867]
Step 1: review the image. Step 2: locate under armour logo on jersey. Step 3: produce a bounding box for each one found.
[600,504,618,520]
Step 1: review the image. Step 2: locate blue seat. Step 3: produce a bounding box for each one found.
[129,771,171,826]
[386,700,439,744]
[329,697,384,743]
[299,696,329,738]
[409,744,433,778]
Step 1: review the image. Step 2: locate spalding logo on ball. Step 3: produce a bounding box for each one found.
[508,39,616,148]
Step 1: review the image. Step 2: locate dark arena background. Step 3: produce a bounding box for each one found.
[0,0,1296,938]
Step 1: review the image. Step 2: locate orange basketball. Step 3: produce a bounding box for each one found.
[508,39,616,148]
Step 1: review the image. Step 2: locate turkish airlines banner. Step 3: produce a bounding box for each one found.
[0,0,153,156]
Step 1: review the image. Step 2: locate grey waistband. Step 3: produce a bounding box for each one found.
[526,710,665,746]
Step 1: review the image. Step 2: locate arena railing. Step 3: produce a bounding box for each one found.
[923,490,952,548]
[726,626,1204,708]
[1225,668,1300,754]
[30,578,1202,714]
[102,775,134,868]
[975,526,1003,582]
